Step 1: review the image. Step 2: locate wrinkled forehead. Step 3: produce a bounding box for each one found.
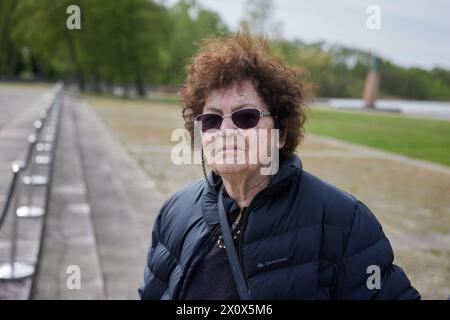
[204,79,267,113]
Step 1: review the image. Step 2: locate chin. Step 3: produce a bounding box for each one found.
[213,163,249,175]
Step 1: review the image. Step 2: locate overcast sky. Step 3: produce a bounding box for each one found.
[189,0,449,70]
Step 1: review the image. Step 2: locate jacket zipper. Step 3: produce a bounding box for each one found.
[176,224,221,299]
[237,196,259,280]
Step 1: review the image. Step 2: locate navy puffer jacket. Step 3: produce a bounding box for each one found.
[139,154,420,300]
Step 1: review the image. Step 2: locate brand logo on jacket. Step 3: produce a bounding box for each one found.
[256,257,290,271]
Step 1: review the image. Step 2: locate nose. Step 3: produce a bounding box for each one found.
[219,115,236,131]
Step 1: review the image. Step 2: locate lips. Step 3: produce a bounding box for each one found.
[223,145,238,151]
[216,145,245,153]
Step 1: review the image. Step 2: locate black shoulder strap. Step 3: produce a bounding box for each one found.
[218,184,250,300]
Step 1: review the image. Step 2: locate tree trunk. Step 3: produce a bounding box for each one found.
[64,31,85,91]
[92,71,101,93]
[136,75,146,97]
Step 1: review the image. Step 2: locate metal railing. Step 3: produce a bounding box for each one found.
[0,82,64,280]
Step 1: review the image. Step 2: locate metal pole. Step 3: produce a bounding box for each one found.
[0,161,34,280]
[16,133,46,218]
[0,84,63,279]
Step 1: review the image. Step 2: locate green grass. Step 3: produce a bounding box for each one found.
[305,107,450,166]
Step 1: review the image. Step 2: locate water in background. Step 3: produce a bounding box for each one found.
[317,98,450,119]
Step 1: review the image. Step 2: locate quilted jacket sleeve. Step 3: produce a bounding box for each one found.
[138,206,168,300]
[334,200,421,300]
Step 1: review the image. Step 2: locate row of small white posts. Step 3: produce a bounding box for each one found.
[0,83,64,280]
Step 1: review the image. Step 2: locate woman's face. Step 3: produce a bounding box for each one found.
[199,79,281,176]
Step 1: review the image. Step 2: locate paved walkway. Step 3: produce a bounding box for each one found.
[0,85,52,299]
[0,86,163,299]
[32,94,163,299]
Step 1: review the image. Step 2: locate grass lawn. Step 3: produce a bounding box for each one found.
[306,107,450,166]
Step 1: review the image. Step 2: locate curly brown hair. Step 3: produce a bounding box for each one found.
[179,32,311,159]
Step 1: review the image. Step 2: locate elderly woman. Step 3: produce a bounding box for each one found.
[139,33,420,300]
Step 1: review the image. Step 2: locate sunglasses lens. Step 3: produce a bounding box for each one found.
[232,109,260,129]
[197,114,222,132]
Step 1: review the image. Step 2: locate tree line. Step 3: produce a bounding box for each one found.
[1,0,449,100]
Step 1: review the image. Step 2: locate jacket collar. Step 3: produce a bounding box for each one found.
[201,154,303,229]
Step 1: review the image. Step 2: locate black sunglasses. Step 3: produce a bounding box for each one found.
[194,108,272,132]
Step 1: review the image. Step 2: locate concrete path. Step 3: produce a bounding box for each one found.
[1,86,163,299]
[0,85,53,299]
[32,94,163,299]
[31,94,105,299]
